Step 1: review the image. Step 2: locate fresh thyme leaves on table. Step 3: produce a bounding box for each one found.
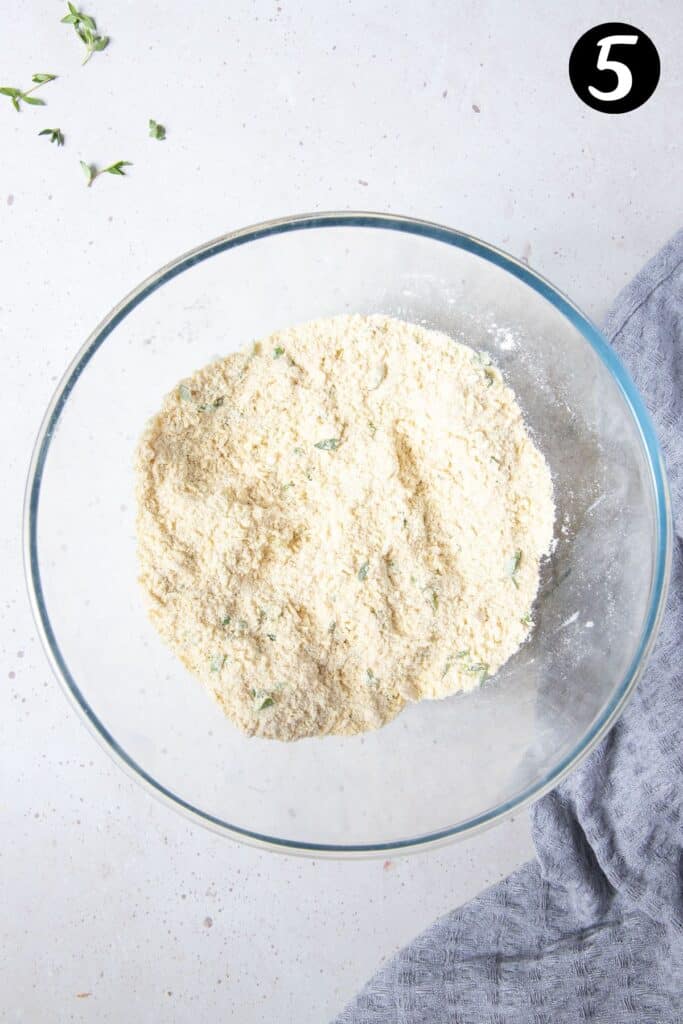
[39,127,65,145]
[80,159,132,187]
[0,74,57,112]
[148,118,166,140]
[61,3,109,64]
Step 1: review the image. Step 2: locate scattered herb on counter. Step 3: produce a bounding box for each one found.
[148,118,166,140]
[80,159,132,187]
[314,437,341,451]
[61,4,109,64]
[508,549,522,588]
[357,561,369,582]
[1,73,57,112]
[39,127,65,145]
[210,654,226,672]
[273,346,285,358]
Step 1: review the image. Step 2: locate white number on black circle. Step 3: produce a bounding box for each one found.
[588,34,639,101]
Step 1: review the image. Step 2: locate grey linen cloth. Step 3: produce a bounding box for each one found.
[335,230,683,1024]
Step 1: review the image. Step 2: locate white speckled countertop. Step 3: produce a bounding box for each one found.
[2,2,680,1020]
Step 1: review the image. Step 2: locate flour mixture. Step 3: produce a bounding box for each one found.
[136,314,554,740]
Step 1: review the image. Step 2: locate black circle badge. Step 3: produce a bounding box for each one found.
[569,23,660,113]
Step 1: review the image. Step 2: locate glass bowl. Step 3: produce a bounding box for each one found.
[24,213,672,856]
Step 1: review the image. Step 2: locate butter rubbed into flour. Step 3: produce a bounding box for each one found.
[135,315,554,741]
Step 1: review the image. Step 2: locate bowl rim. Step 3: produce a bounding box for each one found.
[23,210,673,857]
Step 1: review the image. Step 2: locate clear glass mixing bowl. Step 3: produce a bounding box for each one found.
[25,213,672,856]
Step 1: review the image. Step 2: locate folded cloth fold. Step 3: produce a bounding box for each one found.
[334,230,683,1024]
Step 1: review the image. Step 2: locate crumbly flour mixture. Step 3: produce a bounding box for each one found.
[136,314,554,741]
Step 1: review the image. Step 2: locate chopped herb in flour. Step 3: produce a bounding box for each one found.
[466,662,489,683]
[273,346,285,358]
[210,654,226,672]
[508,549,522,587]
[221,615,231,627]
[314,438,341,451]
[250,688,275,710]
[357,561,369,581]
[366,668,378,684]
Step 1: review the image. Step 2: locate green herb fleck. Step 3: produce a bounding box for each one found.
[1,74,57,112]
[221,615,231,627]
[293,446,304,456]
[178,383,192,401]
[431,590,439,611]
[281,481,294,493]
[521,613,532,627]
[61,4,109,64]
[80,159,132,187]
[329,621,337,634]
[466,661,489,683]
[266,633,276,642]
[257,696,275,710]
[476,350,492,366]
[366,668,378,684]
[357,561,369,582]
[148,118,166,140]
[490,455,501,466]
[368,420,377,438]
[237,619,248,633]
[314,437,341,451]
[508,549,522,588]
[198,395,224,412]
[484,367,496,387]
[39,127,64,145]
[209,654,226,672]
[273,346,285,358]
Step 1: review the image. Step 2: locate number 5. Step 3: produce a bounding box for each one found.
[589,34,639,101]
